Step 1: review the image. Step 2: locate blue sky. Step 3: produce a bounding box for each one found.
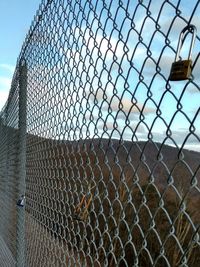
[0,0,41,109]
[0,0,199,151]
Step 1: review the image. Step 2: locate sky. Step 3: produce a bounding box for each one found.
[0,0,199,152]
[0,0,41,109]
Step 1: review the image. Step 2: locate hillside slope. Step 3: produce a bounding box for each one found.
[26,135,200,266]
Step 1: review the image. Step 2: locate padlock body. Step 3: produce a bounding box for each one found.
[169,59,192,81]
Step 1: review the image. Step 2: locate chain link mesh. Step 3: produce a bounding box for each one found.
[0,0,200,266]
[0,68,20,265]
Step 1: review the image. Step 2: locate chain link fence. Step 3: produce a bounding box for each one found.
[0,0,200,266]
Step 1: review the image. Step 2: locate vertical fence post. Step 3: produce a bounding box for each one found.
[0,113,8,238]
[16,59,27,267]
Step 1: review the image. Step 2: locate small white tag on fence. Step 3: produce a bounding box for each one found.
[17,195,25,207]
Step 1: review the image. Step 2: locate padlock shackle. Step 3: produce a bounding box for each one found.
[175,24,197,62]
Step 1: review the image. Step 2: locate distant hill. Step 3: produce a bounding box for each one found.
[25,135,200,266]
[1,125,200,266]
[26,135,200,220]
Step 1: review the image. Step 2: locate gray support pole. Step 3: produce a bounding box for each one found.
[0,113,8,238]
[16,60,27,267]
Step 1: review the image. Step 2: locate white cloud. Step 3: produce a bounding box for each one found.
[150,129,200,153]
[104,97,155,115]
[0,77,12,89]
[0,90,9,110]
[184,144,200,152]
[0,74,12,110]
[0,64,15,74]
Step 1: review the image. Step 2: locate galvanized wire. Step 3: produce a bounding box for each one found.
[0,0,200,266]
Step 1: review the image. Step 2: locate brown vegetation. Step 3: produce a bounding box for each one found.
[25,136,200,266]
